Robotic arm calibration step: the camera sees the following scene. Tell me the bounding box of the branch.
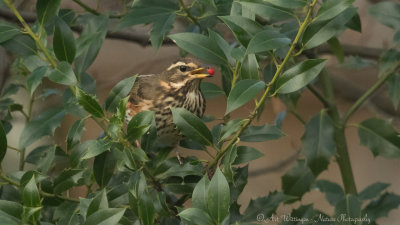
[207,0,319,169]
[315,43,383,59]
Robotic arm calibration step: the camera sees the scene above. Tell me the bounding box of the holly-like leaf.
[358,118,400,158]
[302,111,336,176]
[0,21,20,43]
[66,119,86,151]
[36,0,61,26]
[327,37,344,63]
[334,194,361,223]
[226,79,265,114]
[86,190,108,218]
[239,1,293,23]
[179,208,213,225]
[105,76,137,112]
[54,169,84,194]
[127,111,155,142]
[312,180,345,206]
[138,194,155,225]
[19,108,66,149]
[192,175,210,212]
[387,73,400,110]
[282,160,315,200]
[171,108,213,146]
[0,122,7,163]
[276,59,326,94]
[246,30,290,54]
[240,124,284,142]
[369,2,400,30]
[207,168,230,224]
[26,66,48,96]
[264,0,306,9]
[93,151,116,188]
[315,0,354,22]
[362,192,400,221]
[22,177,40,221]
[0,200,23,223]
[75,88,104,118]
[169,33,227,65]
[2,34,37,56]
[219,15,262,47]
[302,7,357,49]
[359,182,390,201]
[48,61,78,86]
[53,17,76,63]
[200,82,225,99]
[233,146,264,165]
[81,139,111,159]
[84,208,125,225]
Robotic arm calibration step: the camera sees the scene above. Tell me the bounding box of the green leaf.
[362,192,400,221]
[302,7,357,49]
[150,13,176,50]
[0,21,20,43]
[36,0,61,26]
[81,139,111,159]
[240,54,259,80]
[302,111,336,176]
[346,13,362,32]
[219,15,262,47]
[282,160,315,200]
[246,30,290,54]
[66,119,86,151]
[312,180,345,206]
[192,175,210,212]
[26,66,48,96]
[207,168,230,224]
[75,88,104,118]
[276,59,326,94]
[327,37,344,63]
[359,182,390,201]
[129,171,147,199]
[19,107,66,149]
[87,190,108,218]
[171,108,213,146]
[243,191,294,222]
[54,169,84,194]
[179,208,213,225]
[264,0,307,9]
[84,208,125,225]
[238,1,294,22]
[233,146,264,164]
[0,122,7,163]
[2,34,37,56]
[105,76,137,112]
[379,49,400,76]
[334,194,361,224]
[138,194,155,225]
[219,119,245,142]
[387,73,400,110]
[168,33,227,65]
[226,79,265,114]
[340,56,375,70]
[358,118,400,158]
[23,177,40,208]
[0,200,23,223]
[200,82,225,99]
[240,124,284,142]
[369,2,400,30]
[127,111,155,142]
[53,17,76,63]
[94,151,116,188]
[315,0,354,22]
[48,61,78,86]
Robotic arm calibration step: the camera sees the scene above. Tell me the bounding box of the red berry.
[207,68,215,76]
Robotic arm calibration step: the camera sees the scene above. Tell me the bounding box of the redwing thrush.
[126,58,213,147]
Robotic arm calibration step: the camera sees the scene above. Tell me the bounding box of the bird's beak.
[189,67,211,79]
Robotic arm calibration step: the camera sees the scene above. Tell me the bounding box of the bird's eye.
[179,65,187,72]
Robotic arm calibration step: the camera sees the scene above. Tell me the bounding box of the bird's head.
[162,58,214,89]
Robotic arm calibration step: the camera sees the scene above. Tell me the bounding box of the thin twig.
[178,0,202,29]
[72,0,123,19]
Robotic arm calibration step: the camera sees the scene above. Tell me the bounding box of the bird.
[125,58,214,157]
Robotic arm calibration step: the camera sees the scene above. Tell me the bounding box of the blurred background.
[1,0,399,224]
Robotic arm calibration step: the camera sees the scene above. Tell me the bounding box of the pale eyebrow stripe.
[167,62,186,71]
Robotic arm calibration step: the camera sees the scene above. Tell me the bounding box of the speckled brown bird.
[126,58,213,147]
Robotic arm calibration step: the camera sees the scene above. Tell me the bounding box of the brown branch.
[314,43,383,59]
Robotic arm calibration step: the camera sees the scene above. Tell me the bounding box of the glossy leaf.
[219,119,245,142]
[138,194,155,225]
[226,79,265,114]
[81,139,111,159]
[86,190,108,218]
[315,0,354,22]
[312,180,345,206]
[238,1,293,22]
[334,194,361,223]
[84,208,125,225]
[2,34,37,56]
[264,0,306,9]
[369,2,400,30]
[171,108,213,146]
[0,200,23,223]
[48,61,78,86]
[19,108,66,149]
[246,30,290,54]
[54,169,84,194]
[282,160,315,199]
[240,54,259,80]
[0,21,20,43]
[327,37,344,63]
[36,0,61,26]
[23,177,40,208]
[240,124,284,142]
[200,82,225,99]
[302,111,336,176]
[169,33,227,65]
[276,59,326,94]
[105,76,137,112]
[0,122,6,163]
[94,151,116,188]
[302,7,357,49]
[358,118,400,158]
[192,175,210,212]
[53,17,76,63]
[179,208,213,225]
[66,119,85,151]
[362,192,400,221]
[219,15,262,47]
[150,13,176,50]
[75,88,104,118]
[26,66,48,96]
[387,73,400,110]
[359,182,390,201]
[233,146,264,165]
[127,111,155,142]
[207,168,230,224]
